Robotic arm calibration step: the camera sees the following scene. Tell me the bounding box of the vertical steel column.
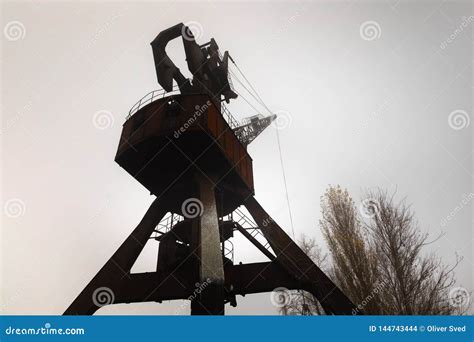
[191,175,225,315]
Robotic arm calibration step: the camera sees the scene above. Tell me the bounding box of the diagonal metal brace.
[63,198,168,315]
[244,196,361,315]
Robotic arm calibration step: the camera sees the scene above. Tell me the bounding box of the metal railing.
[127,85,181,119]
[223,240,234,262]
[151,212,234,262]
[221,103,240,130]
[225,207,273,253]
[150,208,271,264]
[151,212,184,240]
[126,87,241,131]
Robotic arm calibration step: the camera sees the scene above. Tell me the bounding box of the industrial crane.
[64,22,358,316]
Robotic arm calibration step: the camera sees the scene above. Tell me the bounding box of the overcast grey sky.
[1,0,472,315]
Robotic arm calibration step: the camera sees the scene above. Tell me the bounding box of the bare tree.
[281,186,468,315]
[362,189,464,314]
[320,186,381,314]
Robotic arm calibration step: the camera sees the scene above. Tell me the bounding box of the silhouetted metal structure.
[64,23,359,316]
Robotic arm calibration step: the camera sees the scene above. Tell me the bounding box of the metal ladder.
[226,207,273,253]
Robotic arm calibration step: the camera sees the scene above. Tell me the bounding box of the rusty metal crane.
[64,23,359,316]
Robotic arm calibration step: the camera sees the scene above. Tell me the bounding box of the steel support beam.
[97,262,300,306]
[64,198,168,315]
[64,195,359,315]
[115,272,192,304]
[226,262,300,295]
[244,196,360,315]
[234,223,276,261]
[190,175,225,315]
